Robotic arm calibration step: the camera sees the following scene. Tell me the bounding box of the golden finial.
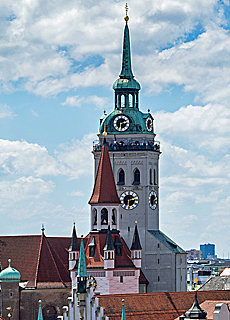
[103,122,107,137]
[135,221,137,224]
[124,3,129,22]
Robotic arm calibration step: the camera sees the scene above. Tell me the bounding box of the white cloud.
[61,95,109,109]
[31,109,39,117]
[0,104,16,118]
[0,176,55,202]
[0,133,95,179]
[68,190,84,196]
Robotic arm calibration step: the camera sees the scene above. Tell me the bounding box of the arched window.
[43,305,57,320]
[121,94,125,108]
[154,169,157,185]
[101,208,108,225]
[133,168,140,185]
[112,208,117,225]
[118,169,125,185]
[150,168,152,185]
[93,209,97,225]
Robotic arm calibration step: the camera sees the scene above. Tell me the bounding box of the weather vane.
[124,3,129,22]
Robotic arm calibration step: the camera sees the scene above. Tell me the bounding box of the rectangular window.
[9,292,13,298]
[120,276,123,283]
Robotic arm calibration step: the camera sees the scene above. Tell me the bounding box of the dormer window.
[114,236,123,256]
[88,237,95,258]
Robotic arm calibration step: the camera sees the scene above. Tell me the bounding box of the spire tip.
[124,3,129,23]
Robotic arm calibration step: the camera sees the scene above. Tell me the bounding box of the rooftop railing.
[93,140,160,152]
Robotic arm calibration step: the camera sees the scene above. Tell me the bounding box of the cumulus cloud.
[0,0,229,101]
[0,133,95,179]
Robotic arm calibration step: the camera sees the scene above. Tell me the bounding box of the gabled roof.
[89,145,120,205]
[131,224,142,250]
[98,290,230,320]
[82,232,135,269]
[199,276,230,291]
[0,235,71,288]
[148,230,186,254]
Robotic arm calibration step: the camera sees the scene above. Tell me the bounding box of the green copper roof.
[121,299,127,320]
[120,23,133,79]
[77,239,87,277]
[37,300,43,320]
[148,230,186,254]
[0,259,21,282]
[113,20,140,91]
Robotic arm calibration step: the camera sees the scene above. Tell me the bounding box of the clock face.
[113,115,130,132]
[87,275,97,291]
[146,117,153,132]
[120,191,139,210]
[149,190,157,210]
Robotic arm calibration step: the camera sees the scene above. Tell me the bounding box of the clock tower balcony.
[93,139,160,153]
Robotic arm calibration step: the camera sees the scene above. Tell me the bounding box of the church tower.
[93,6,187,292]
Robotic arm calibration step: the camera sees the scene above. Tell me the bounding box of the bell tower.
[93,6,160,274]
[92,6,187,293]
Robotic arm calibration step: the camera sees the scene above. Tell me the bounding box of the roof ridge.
[34,234,44,287]
[42,236,65,285]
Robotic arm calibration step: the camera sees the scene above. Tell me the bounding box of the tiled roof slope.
[148,230,186,254]
[89,145,120,205]
[199,276,230,291]
[0,235,71,288]
[98,290,230,320]
[83,232,135,269]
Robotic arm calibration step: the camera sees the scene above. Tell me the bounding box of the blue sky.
[0,0,230,258]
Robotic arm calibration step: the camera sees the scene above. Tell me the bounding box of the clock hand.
[127,197,135,208]
[119,121,127,130]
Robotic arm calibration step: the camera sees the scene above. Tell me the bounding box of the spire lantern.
[113,7,141,110]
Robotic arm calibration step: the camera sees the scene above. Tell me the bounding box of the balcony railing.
[93,141,160,152]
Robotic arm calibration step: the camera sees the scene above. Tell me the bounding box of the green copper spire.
[120,6,134,80]
[37,300,43,320]
[121,299,127,320]
[77,238,87,277]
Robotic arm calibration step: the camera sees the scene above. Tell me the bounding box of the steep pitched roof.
[69,223,78,251]
[184,291,207,319]
[131,223,142,250]
[77,239,87,277]
[104,226,115,251]
[0,235,71,288]
[89,145,120,205]
[98,290,230,320]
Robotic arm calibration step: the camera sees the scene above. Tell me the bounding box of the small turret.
[37,300,43,320]
[130,222,142,268]
[77,238,87,294]
[181,291,207,320]
[104,224,115,269]
[69,223,79,270]
[121,299,127,320]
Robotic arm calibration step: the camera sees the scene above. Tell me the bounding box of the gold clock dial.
[87,275,97,291]
[113,115,130,132]
[146,117,153,132]
[120,191,139,210]
[149,190,157,210]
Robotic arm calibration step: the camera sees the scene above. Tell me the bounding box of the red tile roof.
[73,233,136,270]
[0,235,71,288]
[89,145,120,205]
[98,290,230,320]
